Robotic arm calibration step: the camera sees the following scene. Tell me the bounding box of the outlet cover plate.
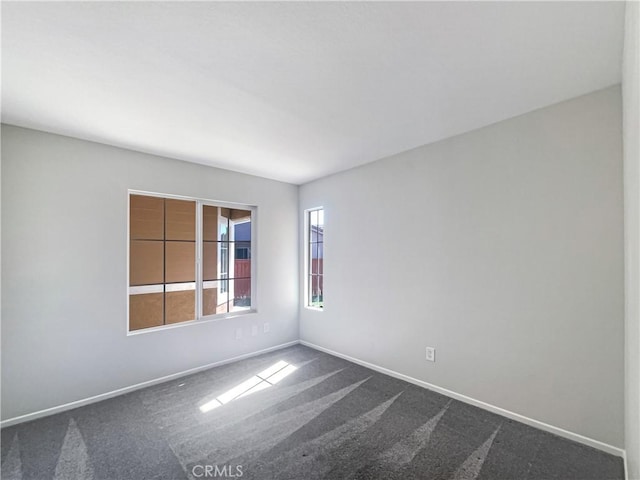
[426,347,436,362]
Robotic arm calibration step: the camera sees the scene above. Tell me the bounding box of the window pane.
[311,275,319,297]
[130,240,164,286]
[230,278,251,312]
[216,289,229,314]
[129,292,164,330]
[202,205,218,241]
[220,276,229,295]
[219,217,229,243]
[165,289,195,324]
[165,241,195,283]
[130,195,164,240]
[312,243,322,275]
[202,280,218,316]
[230,209,252,221]
[202,279,229,315]
[203,241,217,281]
[219,241,229,288]
[165,199,196,241]
[233,240,251,259]
[309,275,323,308]
[234,220,251,242]
[233,245,252,275]
[235,246,249,260]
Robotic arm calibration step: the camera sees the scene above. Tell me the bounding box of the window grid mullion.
[196,200,203,320]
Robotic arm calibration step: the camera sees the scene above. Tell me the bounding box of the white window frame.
[218,212,230,300]
[304,206,324,311]
[127,190,257,335]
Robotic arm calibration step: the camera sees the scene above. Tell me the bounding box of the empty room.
[1,1,639,479]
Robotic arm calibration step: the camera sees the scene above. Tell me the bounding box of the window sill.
[127,309,257,336]
[305,306,324,312]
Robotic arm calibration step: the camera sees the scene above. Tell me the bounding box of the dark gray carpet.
[1,345,624,480]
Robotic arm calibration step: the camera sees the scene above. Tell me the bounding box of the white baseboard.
[300,340,626,458]
[2,338,628,463]
[0,340,299,428]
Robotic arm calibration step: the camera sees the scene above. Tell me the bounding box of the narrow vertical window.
[307,208,324,309]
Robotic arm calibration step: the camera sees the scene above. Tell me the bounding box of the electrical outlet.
[251,325,258,336]
[263,322,270,333]
[426,346,436,362]
[235,328,242,340]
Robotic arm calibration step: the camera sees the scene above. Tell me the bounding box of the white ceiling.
[2,2,624,184]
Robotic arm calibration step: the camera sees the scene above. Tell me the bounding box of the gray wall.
[1,125,299,421]
[299,86,624,447]
[624,1,640,476]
